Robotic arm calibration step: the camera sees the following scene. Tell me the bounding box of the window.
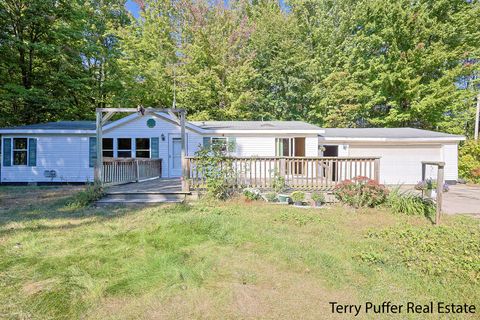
[13,138,28,165]
[211,137,227,152]
[117,138,132,158]
[275,138,305,157]
[103,138,113,157]
[135,138,150,158]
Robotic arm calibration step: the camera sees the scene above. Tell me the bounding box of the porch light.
[161,134,165,141]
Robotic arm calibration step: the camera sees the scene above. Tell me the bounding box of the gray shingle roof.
[190,121,322,131]
[320,128,464,139]
[2,121,96,130]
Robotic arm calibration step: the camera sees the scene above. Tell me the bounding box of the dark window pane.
[13,151,27,165]
[103,151,114,157]
[117,151,131,158]
[136,150,150,158]
[103,138,113,149]
[14,138,27,149]
[118,138,131,150]
[136,138,150,150]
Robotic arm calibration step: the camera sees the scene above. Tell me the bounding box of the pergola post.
[95,110,103,184]
[421,161,445,225]
[180,110,189,192]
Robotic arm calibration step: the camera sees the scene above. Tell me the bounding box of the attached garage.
[319,128,464,185]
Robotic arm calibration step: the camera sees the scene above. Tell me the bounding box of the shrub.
[333,176,388,208]
[459,140,480,184]
[271,171,286,192]
[311,192,326,204]
[67,182,104,208]
[385,189,435,218]
[291,191,305,203]
[264,192,277,202]
[243,188,261,201]
[194,142,238,200]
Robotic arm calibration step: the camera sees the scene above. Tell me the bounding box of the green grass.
[0,186,479,319]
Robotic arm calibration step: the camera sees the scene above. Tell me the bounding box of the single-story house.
[0,111,465,185]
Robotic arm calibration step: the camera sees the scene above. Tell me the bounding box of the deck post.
[374,158,380,182]
[95,110,103,184]
[180,110,188,192]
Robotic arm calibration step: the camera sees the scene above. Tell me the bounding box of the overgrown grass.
[0,187,479,319]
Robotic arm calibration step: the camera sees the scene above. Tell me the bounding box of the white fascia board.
[319,136,466,143]
[206,129,325,134]
[0,129,94,134]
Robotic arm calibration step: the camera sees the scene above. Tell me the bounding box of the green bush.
[333,176,388,208]
[291,191,305,203]
[459,140,480,184]
[386,189,435,219]
[67,182,104,208]
[311,192,326,204]
[264,192,277,202]
[271,171,286,192]
[243,188,261,201]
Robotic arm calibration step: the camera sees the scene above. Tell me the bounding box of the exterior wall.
[233,135,318,157]
[1,135,93,183]
[103,115,203,178]
[347,143,443,184]
[442,143,459,182]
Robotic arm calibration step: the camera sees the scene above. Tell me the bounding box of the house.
[0,111,465,186]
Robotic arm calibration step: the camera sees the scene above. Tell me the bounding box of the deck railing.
[102,158,162,186]
[185,156,380,191]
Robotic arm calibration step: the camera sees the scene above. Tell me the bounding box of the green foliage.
[367,221,480,282]
[459,140,480,183]
[334,177,388,208]
[290,191,305,203]
[194,143,238,200]
[271,170,286,193]
[264,192,277,202]
[242,188,261,201]
[67,182,104,208]
[311,192,326,205]
[385,189,435,218]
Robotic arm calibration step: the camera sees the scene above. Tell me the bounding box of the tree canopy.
[0,0,478,136]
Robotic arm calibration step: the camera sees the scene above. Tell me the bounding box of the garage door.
[348,145,442,185]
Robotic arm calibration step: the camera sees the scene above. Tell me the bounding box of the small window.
[136,138,150,158]
[211,137,227,152]
[117,138,132,158]
[103,138,113,157]
[13,138,28,165]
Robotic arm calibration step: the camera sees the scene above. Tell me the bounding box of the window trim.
[12,137,28,166]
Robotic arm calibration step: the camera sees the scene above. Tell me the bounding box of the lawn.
[0,186,479,319]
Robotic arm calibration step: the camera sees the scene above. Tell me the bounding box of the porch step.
[96,192,197,205]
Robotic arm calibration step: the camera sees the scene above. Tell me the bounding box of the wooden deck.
[105,178,182,193]
[97,178,193,205]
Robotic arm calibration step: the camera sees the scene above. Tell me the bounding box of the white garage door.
[348,145,442,185]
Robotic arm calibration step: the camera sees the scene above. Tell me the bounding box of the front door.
[169,137,182,177]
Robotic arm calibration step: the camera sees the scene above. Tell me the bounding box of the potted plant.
[291,191,305,206]
[415,179,449,199]
[311,192,326,207]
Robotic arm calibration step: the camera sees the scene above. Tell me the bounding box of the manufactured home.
[0,111,465,187]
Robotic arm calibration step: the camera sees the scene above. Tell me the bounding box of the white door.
[169,137,182,177]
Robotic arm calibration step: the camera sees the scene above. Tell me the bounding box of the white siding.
[103,115,203,178]
[1,135,93,183]
[348,144,442,184]
[442,143,458,181]
[233,135,317,157]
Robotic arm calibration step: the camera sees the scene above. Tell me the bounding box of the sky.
[124,0,288,19]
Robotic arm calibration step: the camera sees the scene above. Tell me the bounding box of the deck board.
[105,178,183,194]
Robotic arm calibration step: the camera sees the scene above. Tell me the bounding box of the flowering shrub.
[333,176,388,208]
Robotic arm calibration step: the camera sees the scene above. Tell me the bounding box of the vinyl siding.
[1,135,93,183]
[348,144,443,184]
[442,143,458,181]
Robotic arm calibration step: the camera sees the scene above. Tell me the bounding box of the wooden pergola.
[94,107,188,191]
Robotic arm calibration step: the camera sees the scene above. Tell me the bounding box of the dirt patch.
[22,279,57,296]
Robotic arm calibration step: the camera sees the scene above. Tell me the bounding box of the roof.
[2,121,96,131]
[320,128,465,141]
[190,121,323,132]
